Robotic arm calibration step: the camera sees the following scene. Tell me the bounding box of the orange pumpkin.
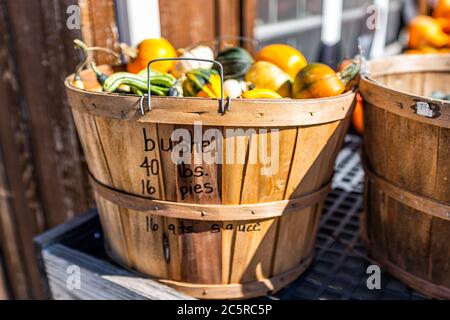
[256,44,308,78]
[292,62,359,99]
[408,15,450,49]
[352,93,364,134]
[127,38,177,74]
[436,17,450,33]
[433,0,450,19]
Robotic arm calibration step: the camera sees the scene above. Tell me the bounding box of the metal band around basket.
[88,174,331,221]
[359,213,450,299]
[362,154,450,221]
[158,254,314,299]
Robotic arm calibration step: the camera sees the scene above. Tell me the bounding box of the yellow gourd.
[244,61,292,97]
[241,88,282,99]
[256,44,307,78]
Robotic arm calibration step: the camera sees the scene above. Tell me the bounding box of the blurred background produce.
[405,0,450,53]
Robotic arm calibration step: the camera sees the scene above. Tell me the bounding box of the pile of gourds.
[405,0,450,54]
[72,37,360,100]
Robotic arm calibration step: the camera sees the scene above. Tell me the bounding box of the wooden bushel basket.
[360,54,450,299]
[65,65,354,299]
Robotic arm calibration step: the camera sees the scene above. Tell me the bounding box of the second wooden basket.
[360,54,450,299]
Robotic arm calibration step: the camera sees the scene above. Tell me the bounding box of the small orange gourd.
[433,0,450,19]
[127,38,177,74]
[352,93,364,134]
[292,62,359,99]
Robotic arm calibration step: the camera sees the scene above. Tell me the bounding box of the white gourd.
[172,46,214,78]
[224,79,250,98]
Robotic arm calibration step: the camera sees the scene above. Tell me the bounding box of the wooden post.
[0,255,9,299]
[79,0,120,64]
[0,0,46,299]
[159,0,216,48]
[0,0,119,299]
[241,0,257,52]
[158,0,248,49]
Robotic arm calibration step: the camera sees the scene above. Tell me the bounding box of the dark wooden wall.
[0,0,119,299]
[0,0,254,299]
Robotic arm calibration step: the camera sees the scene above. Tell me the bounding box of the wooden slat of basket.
[361,213,450,299]
[170,124,223,284]
[428,218,450,289]
[156,123,183,281]
[158,253,314,299]
[435,128,450,202]
[364,166,450,221]
[71,111,113,185]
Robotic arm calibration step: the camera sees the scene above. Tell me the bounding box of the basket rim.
[65,68,356,127]
[64,72,355,105]
[360,54,450,129]
[363,53,450,78]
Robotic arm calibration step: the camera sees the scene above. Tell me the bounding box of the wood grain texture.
[159,0,216,49]
[0,146,30,299]
[0,0,120,299]
[172,125,223,285]
[6,0,93,226]
[361,55,450,299]
[241,0,257,52]
[362,185,450,299]
[361,213,450,299]
[0,0,48,299]
[216,0,241,49]
[79,0,119,65]
[159,0,243,50]
[0,254,9,299]
[43,244,192,300]
[72,99,351,298]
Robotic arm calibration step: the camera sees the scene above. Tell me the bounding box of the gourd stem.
[73,39,121,75]
[90,62,108,85]
[337,58,361,86]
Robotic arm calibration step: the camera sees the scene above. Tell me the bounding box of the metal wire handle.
[140,57,229,115]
